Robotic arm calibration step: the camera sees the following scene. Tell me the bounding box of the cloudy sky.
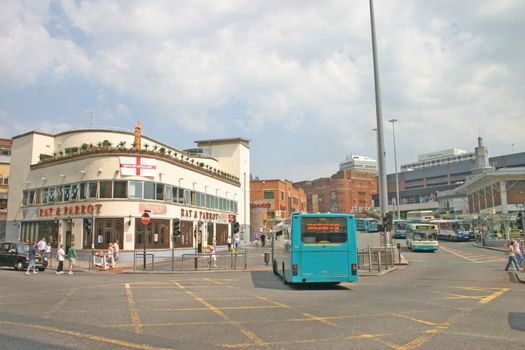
[1,0,523,181]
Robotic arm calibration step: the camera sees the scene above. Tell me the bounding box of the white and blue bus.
[432,219,473,241]
[405,223,439,252]
[392,220,408,239]
[272,213,358,284]
[406,210,434,222]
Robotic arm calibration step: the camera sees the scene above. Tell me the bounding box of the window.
[42,188,49,204]
[87,182,98,198]
[156,183,164,200]
[264,191,274,199]
[99,181,113,198]
[35,189,41,204]
[63,185,71,201]
[79,183,86,200]
[129,181,143,199]
[165,185,173,202]
[56,187,63,202]
[48,187,56,203]
[113,181,127,198]
[70,184,79,201]
[144,182,155,200]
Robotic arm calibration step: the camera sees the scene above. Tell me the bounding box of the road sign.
[141,211,151,225]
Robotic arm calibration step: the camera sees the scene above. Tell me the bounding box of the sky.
[1,0,524,182]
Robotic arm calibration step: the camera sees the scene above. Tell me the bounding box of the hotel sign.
[180,208,229,223]
[22,204,103,219]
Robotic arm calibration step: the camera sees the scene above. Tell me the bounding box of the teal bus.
[406,223,439,252]
[356,217,380,232]
[272,213,358,284]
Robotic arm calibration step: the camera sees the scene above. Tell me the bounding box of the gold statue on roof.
[134,121,142,150]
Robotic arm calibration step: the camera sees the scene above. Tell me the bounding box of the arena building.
[6,123,250,252]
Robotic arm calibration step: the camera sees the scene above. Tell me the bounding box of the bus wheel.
[282,263,288,284]
[448,235,451,241]
[272,260,278,275]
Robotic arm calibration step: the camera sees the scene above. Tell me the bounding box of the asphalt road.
[0,242,524,350]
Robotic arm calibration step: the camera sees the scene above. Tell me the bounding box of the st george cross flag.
[119,157,156,177]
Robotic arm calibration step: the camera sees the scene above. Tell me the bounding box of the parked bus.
[356,217,380,232]
[406,210,434,222]
[432,219,473,242]
[272,213,358,284]
[405,223,439,252]
[392,220,408,239]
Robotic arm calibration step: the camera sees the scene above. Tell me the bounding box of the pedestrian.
[234,234,240,250]
[45,242,52,267]
[67,245,77,275]
[227,236,232,252]
[515,240,523,270]
[112,240,120,264]
[504,241,521,272]
[37,237,47,257]
[210,241,217,268]
[255,233,260,247]
[261,233,266,247]
[56,244,65,274]
[107,243,114,265]
[25,242,38,275]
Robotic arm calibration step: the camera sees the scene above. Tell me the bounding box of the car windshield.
[17,244,29,254]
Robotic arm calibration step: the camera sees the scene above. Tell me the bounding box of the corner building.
[7,126,250,252]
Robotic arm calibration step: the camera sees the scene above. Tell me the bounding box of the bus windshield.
[413,230,437,241]
[301,217,347,243]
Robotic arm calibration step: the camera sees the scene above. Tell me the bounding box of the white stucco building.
[6,125,250,252]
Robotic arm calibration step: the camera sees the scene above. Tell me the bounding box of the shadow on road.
[508,312,525,331]
[250,270,351,291]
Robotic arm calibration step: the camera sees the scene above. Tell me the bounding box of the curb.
[472,243,507,252]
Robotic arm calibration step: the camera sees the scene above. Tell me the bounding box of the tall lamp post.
[388,119,401,221]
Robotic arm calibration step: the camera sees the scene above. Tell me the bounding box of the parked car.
[0,242,47,271]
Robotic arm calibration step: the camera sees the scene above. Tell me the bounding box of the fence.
[358,245,400,272]
[133,249,248,271]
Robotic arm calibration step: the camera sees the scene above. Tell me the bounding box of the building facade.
[339,155,377,174]
[7,126,250,252]
[250,179,306,233]
[296,170,377,214]
[0,138,11,241]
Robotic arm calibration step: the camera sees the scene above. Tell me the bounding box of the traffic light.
[518,212,524,230]
[172,218,181,238]
[232,221,240,234]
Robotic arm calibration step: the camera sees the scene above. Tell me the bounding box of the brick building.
[0,138,11,241]
[295,170,377,214]
[250,179,307,233]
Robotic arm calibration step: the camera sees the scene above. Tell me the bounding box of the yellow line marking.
[44,288,78,320]
[392,313,441,327]
[437,292,485,301]
[479,288,510,304]
[221,333,391,348]
[159,305,283,311]
[125,283,144,335]
[172,281,267,346]
[0,320,173,350]
[395,310,470,350]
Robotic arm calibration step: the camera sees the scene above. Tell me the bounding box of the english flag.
[119,157,156,177]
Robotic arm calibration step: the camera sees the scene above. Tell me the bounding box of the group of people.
[226,235,240,252]
[106,240,120,265]
[25,237,77,275]
[505,239,524,272]
[254,233,267,247]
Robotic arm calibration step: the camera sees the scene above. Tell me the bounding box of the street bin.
[264,252,270,265]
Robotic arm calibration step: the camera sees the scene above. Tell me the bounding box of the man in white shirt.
[112,240,120,264]
[37,237,47,257]
[56,244,65,274]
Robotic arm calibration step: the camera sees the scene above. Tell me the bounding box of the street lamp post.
[389,119,401,221]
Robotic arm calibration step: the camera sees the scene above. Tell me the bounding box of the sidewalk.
[473,242,525,283]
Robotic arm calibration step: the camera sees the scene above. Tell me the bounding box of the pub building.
[6,122,250,252]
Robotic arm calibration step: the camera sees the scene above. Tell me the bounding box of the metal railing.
[358,245,399,272]
[132,249,247,271]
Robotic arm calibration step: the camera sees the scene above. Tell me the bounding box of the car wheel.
[14,261,24,271]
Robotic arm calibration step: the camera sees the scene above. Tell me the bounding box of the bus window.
[301,217,347,243]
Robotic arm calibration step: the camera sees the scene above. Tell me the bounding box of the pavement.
[473,242,525,283]
[44,244,405,277]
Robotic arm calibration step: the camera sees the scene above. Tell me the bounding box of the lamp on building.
[178,178,184,188]
[60,174,65,178]
[193,182,197,190]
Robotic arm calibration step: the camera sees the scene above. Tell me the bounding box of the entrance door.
[65,231,72,251]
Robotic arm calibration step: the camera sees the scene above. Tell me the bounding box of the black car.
[0,242,47,271]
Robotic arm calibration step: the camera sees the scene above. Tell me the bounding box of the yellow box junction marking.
[172,281,267,347]
[125,283,144,335]
[44,287,78,320]
[0,320,173,350]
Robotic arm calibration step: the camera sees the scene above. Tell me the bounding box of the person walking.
[227,236,232,252]
[504,241,521,272]
[515,240,523,271]
[37,237,47,257]
[261,233,266,247]
[112,240,120,264]
[56,244,65,274]
[67,245,77,275]
[234,234,240,251]
[25,242,38,275]
[210,241,217,268]
[45,242,52,267]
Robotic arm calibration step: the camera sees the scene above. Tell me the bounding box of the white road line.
[439,245,479,263]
